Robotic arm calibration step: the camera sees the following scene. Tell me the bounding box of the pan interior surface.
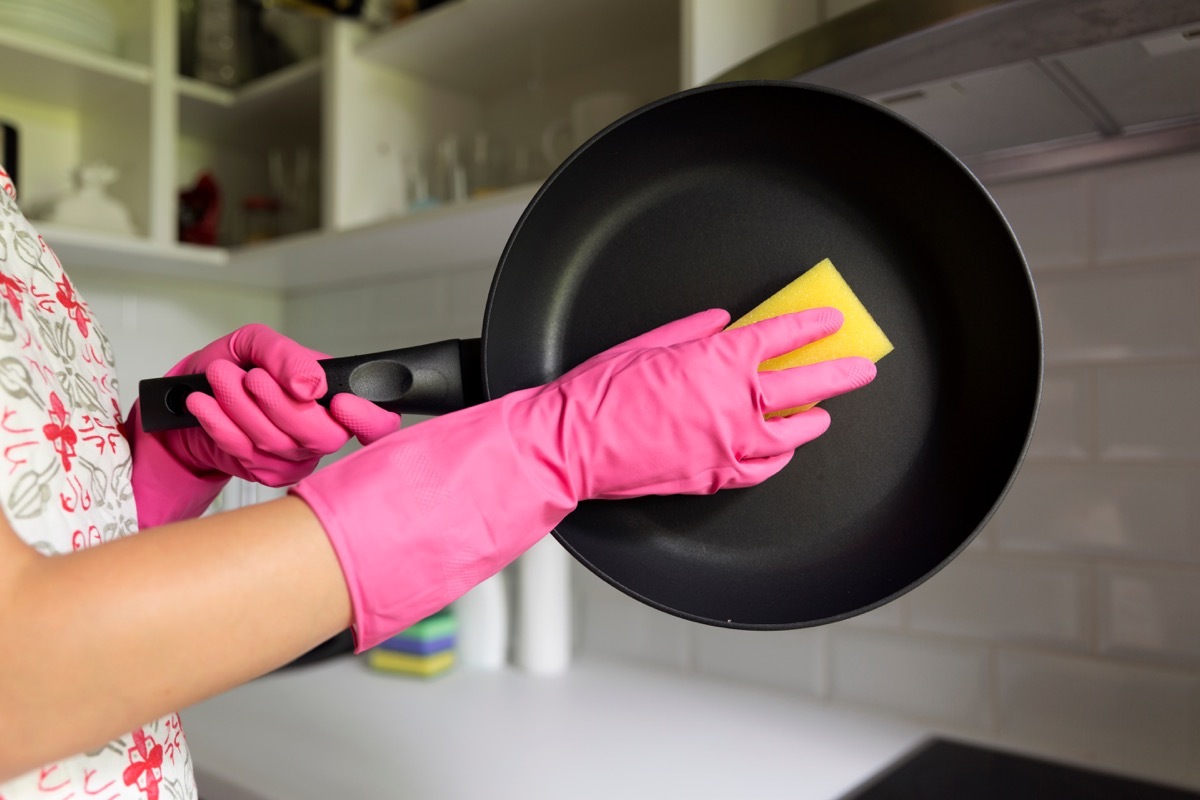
[484,83,1040,628]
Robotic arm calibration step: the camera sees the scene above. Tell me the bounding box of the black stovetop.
[841,739,1200,800]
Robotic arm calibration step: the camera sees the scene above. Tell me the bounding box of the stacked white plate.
[0,0,118,56]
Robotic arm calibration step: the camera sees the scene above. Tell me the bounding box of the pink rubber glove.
[129,323,401,529]
[292,307,877,650]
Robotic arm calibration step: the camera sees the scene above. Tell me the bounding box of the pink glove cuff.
[291,392,572,652]
[127,401,229,529]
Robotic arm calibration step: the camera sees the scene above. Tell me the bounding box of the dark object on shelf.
[0,122,16,192]
[179,172,222,246]
[843,739,1200,799]
[194,0,240,86]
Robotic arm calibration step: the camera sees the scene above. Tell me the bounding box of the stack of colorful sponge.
[365,609,457,679]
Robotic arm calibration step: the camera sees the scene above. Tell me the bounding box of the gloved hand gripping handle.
[138,338,483,433]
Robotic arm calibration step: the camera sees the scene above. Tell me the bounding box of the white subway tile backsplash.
[288,275,462,355]
[284,292,323,341]
[1098,565,1200,662]
[1095,151,1200,262]
[447,266,496,325]
[995,650,1200,776]
[441,315,487,341]
[693,626,825,698]
[286,287,372,351]
[367,274,449,337]
[1027,368,1091,460]
[830,631,990,728]
[1036,264,1200,364]
[575,567,692,670]
[579,594,693,670]
[908,556,1088,646]
[1097,364,1200,460]
[995,464,1197,560]
[838,596,907,630]
[988,173,1089,270]
[74,273,283,410]
[970,519,998,553]
[75,286,126,335]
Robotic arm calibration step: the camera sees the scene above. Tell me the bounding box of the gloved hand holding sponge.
[292,293,882,650]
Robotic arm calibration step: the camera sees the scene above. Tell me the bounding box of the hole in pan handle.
[136,338,484,433]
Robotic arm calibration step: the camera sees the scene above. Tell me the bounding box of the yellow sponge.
[727,258,893,414]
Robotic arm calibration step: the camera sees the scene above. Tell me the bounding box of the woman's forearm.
[0,496,351,781]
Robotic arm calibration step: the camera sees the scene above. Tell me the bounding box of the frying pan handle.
[137,338,484,433]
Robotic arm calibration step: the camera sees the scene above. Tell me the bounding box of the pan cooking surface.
[483,82,1041,628]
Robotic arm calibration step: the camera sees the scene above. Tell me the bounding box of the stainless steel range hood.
[712,0,1200,182]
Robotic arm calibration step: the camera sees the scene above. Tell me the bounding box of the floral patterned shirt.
[0,166,197,800]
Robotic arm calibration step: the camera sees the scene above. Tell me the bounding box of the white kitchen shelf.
[177,59,322,109]
[42,181,539,290]
[357,0,678,95]
[37,222,250,284]
[176,76,235,108]
[0,23,151,106]
[234,181,537,290]
[178,59,323,147]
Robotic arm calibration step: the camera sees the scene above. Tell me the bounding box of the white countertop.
[181,657,928,800]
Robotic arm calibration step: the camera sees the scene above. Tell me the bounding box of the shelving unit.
[324,0,680,232]
[5,0,551,293]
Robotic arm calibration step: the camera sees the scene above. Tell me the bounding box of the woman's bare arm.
[0,496,351,781]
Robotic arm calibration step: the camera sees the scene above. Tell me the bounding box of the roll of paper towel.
[516,536,571,675]
[455,570,509,671]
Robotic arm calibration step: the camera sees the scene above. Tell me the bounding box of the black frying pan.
[142,81,1041,631]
